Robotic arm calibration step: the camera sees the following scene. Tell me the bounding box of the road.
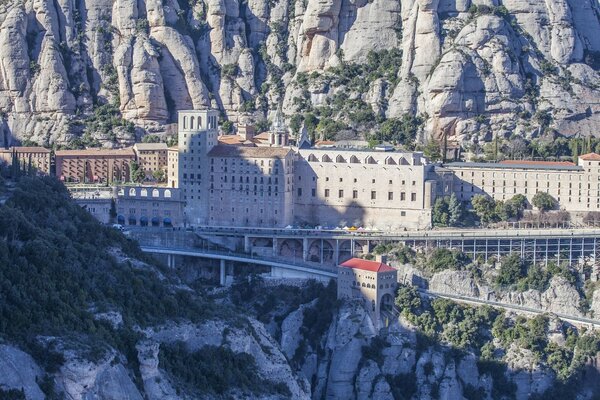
[421,290,600,328]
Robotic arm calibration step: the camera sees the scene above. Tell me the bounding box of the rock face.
[0,0,598,146]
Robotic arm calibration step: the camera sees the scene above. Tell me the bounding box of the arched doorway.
[128,216,137,226]
[151,217,160,227]
[140,216,148,227]
[117,215,125,225]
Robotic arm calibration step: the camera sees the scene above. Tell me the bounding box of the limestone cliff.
[0,0,598,146]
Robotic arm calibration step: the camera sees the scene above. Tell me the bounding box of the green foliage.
[220,120,234,134]
[0,388,25,400]
[495,254,525,287]
[427,248,469,272]
[476,360,516,398]
[433,194,464,227]
[141,134,161,143]
[395,285,422,315]
[0,176,214,371]
[471,195,497,224]
[129,161,146,183]
[74,103,135,147]
[159,341,290,397]
[375,114,424,147]
[532,191,556,211]
[423,136,442,162]
[220,64,239,78]
[361,336,390,367]
[386,373,417,400]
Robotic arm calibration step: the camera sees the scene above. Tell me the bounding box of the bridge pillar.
[244,236,251,253]
[220,259,226,286]
[303,238,309,261]
[334,240,339,266]
[167,254,176,269]
[273,238,278,257]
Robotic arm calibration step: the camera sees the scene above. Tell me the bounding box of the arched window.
[361,282,366,287]
[190,116,195,129]
[336,155,346,163]
[379,284,383,289]
[129,188,136,196]
[183,116,188,130]
[385,157,397,165]
[350,155,360,164]
[117,188,124,196]
[164,189,172,198]
[308,154,318,162]
[198,116,202,129]
[322,154,332,162]
[140,189,148,197]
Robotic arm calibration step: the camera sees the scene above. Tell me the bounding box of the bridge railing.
[129,230,337,273]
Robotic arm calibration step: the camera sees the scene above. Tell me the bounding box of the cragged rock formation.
[0,0,598,146]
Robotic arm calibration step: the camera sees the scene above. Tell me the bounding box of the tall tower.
[269,106,288,147]
[178,109,219,225]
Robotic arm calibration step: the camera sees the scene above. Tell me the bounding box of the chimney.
[375,254,387,264]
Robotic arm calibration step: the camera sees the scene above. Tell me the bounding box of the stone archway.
[279,239,303,259]
[380,293,394,314]
[307,239,334,263]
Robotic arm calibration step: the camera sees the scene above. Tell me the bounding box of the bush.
[495,254,526,287]
[532,192,556,211]
[159,341,290,396]
[428,248,469,272]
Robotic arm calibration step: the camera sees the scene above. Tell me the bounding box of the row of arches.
[117,215,173,227]
[119,188,173,198]
[354,281,393,289]
[305,154,414,166]
[182,115,203,130]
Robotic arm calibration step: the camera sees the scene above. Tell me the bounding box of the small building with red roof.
[338,255,397,327]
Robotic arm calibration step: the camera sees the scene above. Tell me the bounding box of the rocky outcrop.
[0,345,45,400]
[0,0,597,146]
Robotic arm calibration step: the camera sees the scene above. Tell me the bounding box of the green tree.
[507,194,527,218]
[448,194,463,226]
[152,169,166,183]
[129,161,145,183]
[432,197,450,226]
[496,254,526,287]
[471,195,497,223]
[532,192,556,211]
[423,136,442,162]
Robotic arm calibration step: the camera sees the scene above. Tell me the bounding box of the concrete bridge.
[192,226,600,267]
[132,231,337,284]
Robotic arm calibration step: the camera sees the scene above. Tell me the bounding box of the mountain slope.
[0,0,598,146]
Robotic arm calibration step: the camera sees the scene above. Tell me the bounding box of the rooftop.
[0,146,50,153]
[444,161,582,171]
[208,145,292,159]
[499,160,575,167]
[340,258,395,273]
[56,148,136,157]
[133,142,168,151]
[580,153,600,161]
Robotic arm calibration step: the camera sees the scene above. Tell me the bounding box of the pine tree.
[448,193,462,226]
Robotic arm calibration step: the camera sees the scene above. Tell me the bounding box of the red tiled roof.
[499,160,575,167]
[580,153,600,161]
[340,258,395,273]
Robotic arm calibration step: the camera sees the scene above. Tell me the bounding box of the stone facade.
[442,155,600,212]
[55,148,136,184]
[294,149,435,230]
[337,256,397,329]
[167,147,178,189]
[116,186,184,227]
[133,143,168,179]
[0,147,51,174]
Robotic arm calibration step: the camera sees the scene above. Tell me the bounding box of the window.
[401,192,406,201]
[371,191,376,200]
[401,211,406,216]
[388,192,394,200]
[411,193,417,201]
[297,188,302,197]
[312,188,316,197]
[339,190,344,198]
[325,189,330,197]
[353,190,358,199]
